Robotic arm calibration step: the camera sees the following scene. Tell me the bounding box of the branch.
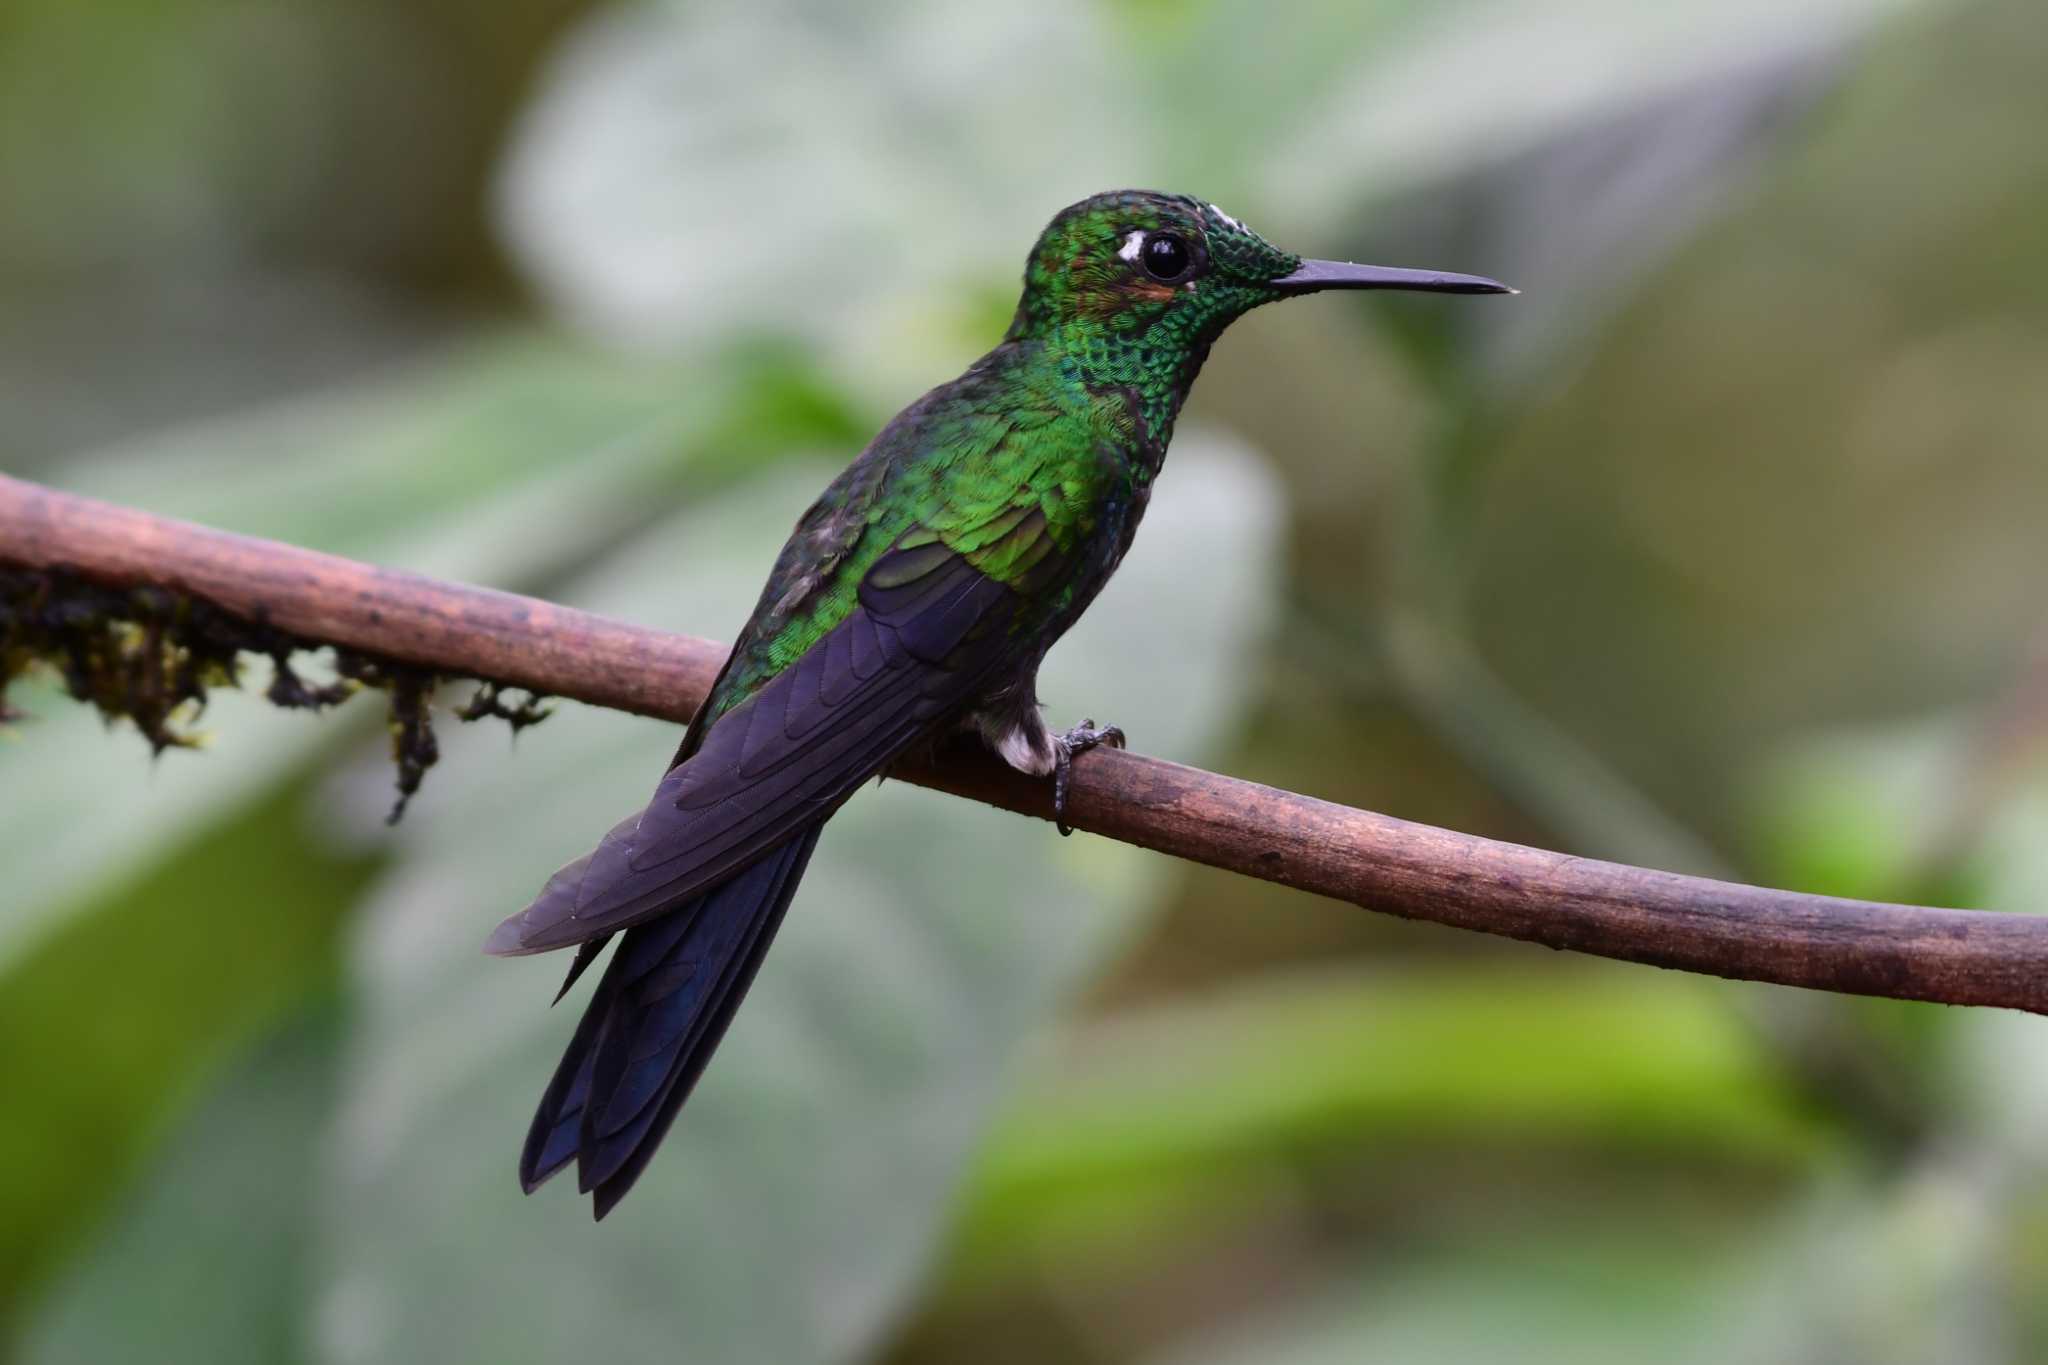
[5,471,2045,1014]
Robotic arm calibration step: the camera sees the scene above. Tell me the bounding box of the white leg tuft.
[988,712,1056,777]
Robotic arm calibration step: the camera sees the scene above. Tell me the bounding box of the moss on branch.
[0,565,550,822]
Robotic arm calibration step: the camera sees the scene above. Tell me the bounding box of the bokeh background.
[5,0,2048,1360]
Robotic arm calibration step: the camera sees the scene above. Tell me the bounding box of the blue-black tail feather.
[517,825,823,1217]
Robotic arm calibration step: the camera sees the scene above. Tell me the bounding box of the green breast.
[692,346,1128,736]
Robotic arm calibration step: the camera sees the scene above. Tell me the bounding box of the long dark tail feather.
[551,936,609,1006]
[517,824,824,1217]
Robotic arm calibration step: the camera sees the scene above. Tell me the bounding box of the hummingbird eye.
[1140,232,1193,283]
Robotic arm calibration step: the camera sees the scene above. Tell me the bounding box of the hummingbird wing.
[489,421,1075,956]
[488,544,1020,953]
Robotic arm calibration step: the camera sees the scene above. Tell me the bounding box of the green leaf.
[945,962,1832,1292]
[0,773,376,1317]
[20,1007,342,1365]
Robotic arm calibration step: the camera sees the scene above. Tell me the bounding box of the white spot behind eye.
[1118,230,1145,262]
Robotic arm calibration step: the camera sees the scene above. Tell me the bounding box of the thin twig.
[4,471,2045,1013]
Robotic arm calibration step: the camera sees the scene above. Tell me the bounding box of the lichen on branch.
[0,565,550,822]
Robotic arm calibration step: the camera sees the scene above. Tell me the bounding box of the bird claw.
[1052,718,1125,836]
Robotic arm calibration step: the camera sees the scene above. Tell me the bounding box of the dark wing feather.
[486,543,1021,956]
[517,825,823,1217]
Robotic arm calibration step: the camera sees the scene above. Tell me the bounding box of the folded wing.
[487,540,1023,955]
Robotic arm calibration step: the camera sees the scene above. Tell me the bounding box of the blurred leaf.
[946,962,1831,1293]
[1248,0,1928,222]
[20,1007,341,1365]
[498,0,1135,392]
[0,772,376,1311]
[1140,1161,2018,1365]
[1148,1233,1775,1365]
[296,434,1280,1363]
[1746,718,1977,902]
[49,331,701,561]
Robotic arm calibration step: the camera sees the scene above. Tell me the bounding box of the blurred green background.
[4,0,2048,1360]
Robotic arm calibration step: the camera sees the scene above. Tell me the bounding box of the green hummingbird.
[487,189,1509,1217]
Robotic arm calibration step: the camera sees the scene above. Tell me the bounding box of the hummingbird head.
[1003,192,1509,452]
[1004,190,1510,357]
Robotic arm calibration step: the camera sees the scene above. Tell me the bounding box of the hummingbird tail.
[517,823,824,1218]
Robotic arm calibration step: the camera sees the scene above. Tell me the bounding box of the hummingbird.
[486,189,1509,1217]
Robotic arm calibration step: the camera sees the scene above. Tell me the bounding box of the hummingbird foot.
[1052,719,1125,836]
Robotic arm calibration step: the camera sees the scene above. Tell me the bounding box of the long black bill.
[1273,259,1514,296]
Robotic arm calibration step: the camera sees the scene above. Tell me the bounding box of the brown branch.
[5,471,2045,1013]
